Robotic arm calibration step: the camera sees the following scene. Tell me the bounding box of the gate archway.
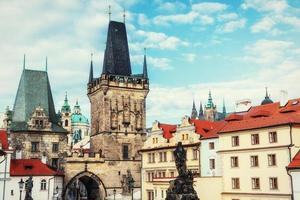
[63,171,107,200]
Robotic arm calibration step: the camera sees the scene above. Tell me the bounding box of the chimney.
[280,90,288,107]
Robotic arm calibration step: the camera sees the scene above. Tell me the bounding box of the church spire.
[198,101,204,120]
[191,99,198,119]
[143,48,148,79]
[61,92,71,113]
[222,98,226,115]
[89,53,94,83]
[206,90,214,108]
[261,87,274,105]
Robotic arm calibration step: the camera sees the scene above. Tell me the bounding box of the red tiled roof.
[287,151,300,169]
[190,119,225,139]
[0,130,9,150]
[220,99,300,133]
[159,123,177,139]
[10,159,63,176]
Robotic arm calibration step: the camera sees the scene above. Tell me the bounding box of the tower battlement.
[88,74,149,95]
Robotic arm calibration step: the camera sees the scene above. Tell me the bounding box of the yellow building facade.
[140,116,224,200]
[219,100,300,200]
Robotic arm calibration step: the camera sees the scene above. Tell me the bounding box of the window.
[147,172,151,182]
[269,131,277,143]
[232,178,240,189]
[152,153,155,163]
[251,134,259,145]
[170,171,175,177]
[209,159,215,169]
[31,142,39,152]
[162,171,166,177]
[148,153,151,163]
[209,142,215,150]
[147,190,154,200]
[231,156,239,167]
[122,145,129,159]
[52,143,59,152]
[171,152,175,161]
[163,152,167,162]
[52,158,58,169]
[65,119,68,127]
[269,177,278,190]
[268,154,276,166]
[159,152,163,162]
[161,190,164,198]
[250,156,259,167]
[40,179,47,190]
[192,149,198,160]
[10,190,13,196]
[232,136,239,147]
[252,178,260,189]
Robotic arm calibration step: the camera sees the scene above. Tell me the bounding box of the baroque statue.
[166,142,199,200]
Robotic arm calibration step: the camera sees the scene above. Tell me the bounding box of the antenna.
[23,54,26,70]
[45,56,48,72]
[123,8,126,23]
[108,5,111,21]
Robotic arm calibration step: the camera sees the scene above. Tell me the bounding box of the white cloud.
[153,11,199,25]
[182,53,196,63]
[241,0,288,13]
[157,1,187,12]
[137,14,150,26]
[242,39,293,64]
[217,13,238,21]
[251,16,276,33]
[199,15,215,25]
[192,2,228,14]
[217,19,246,33]
[131,55,172,70]
[135,30,189,50]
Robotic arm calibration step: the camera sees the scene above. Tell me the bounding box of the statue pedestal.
[166,175,199,200]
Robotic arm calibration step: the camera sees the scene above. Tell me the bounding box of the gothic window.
[122,144,129,160]
[65,119,68,127]
[40,179,47,190]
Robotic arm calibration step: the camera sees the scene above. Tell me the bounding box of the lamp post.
[18,178,24,200]
[131,188,134,200]
[113,188,116,200]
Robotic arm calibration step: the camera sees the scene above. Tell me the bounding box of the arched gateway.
[63,171,106,200]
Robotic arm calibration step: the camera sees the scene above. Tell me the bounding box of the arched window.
[65,119,68,127]
[40,179,47,190]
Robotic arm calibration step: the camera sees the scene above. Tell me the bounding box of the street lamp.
[131,188,134,200]
[18,178,24,200]
[113,188,116,200]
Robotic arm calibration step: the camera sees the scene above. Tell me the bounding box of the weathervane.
[108,5,111,21]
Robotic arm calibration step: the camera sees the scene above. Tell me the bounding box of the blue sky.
[1,0,300,126]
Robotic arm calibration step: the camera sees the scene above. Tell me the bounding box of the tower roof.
[11,69,64,132]
[61,92,71,113]
[102,21,132,76]
[261,87,273,105]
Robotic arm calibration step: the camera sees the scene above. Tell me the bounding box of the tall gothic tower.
[87,20,149,160]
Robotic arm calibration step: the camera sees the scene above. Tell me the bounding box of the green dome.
[71,113,89,124]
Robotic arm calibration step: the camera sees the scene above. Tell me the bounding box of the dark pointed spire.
[198,101,204,120]
[61,91,71,113]
[45,56,48,72]
[191,99,198,119]
[222,98,226,115]
[23,54,26,70]
[102,20,132,76]
[143,48,148,79]
[261,87,273,105]
[89,53,94,83]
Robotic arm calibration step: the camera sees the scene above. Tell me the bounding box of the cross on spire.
[123,8,126,23]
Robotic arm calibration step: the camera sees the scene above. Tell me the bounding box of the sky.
[0,0,300,127]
